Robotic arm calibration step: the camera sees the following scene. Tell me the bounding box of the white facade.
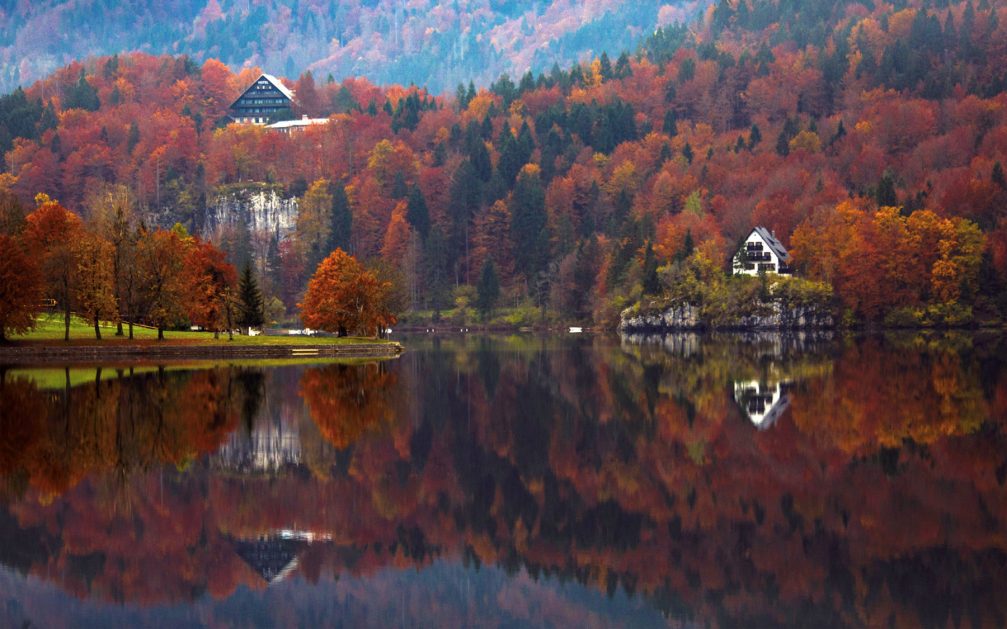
[733,227,791,276]
[733,380,791,429]
[265,115,330,134]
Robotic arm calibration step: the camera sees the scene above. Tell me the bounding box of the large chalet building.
[229,74,295,124]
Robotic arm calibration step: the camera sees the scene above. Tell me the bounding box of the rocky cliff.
[619,300,834,332]
[204,183,298,238]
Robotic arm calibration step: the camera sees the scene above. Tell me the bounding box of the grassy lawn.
[9,314,393,346]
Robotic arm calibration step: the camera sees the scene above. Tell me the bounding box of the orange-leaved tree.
[299,248,395,337]
[23,194,84,341]
[183,238,237,339]
[0,234,44,342]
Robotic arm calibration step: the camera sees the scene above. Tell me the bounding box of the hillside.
[1,0,1006,327]
[0,0,706,95]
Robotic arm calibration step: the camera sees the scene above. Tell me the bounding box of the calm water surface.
[1,332,1006,628]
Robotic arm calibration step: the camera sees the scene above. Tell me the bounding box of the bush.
[770,276,833,309]
[883,303,973,328]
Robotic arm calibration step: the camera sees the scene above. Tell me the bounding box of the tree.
[299,249,395,337]
[0,234,43,342]
[405,185,430,239]
[184,238,236,339]
[0,190,26,236]
[476,260,500,320]
[642,241,660,295]
[73,232,117,339]
[24,195,84,341]
[62,70,100,112]
[87,183,135,336]
[875,171,898,207]
[510,165,549,282]
[135,228,188,340]
[327,181,352,254]
[237,263,265,331]
[993,162,1006,190]
[297,179,333,274]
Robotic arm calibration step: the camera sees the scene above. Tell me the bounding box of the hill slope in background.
[0,0,706,95]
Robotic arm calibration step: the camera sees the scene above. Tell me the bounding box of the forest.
[1,0,1007,329]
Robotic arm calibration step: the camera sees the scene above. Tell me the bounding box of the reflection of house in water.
[734,380,792,429]
[213,419,302,473]
[232,530,332,585]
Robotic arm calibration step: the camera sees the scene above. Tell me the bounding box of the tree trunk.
[94,314,101,340]
[157,326,164,341]
[116,321,124,336]
[128,320,134,340]
[338,325,347,337]
[64,301,70,342]
[214,329,219,340]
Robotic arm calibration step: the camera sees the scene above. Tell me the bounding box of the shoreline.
[0,341,404,363]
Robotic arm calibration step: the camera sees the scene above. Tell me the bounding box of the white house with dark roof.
[733,380,791,430]
[733,226,792,276]
[229,73,296,124]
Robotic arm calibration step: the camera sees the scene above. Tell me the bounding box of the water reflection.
[1,332,1006,627]
[734,380,791,429]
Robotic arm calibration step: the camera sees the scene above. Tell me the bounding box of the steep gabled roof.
[752,226,790,262]
[259,73,295,100]
[228,73,296,109]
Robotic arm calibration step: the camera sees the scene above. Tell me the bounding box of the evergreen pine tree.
[876,171,898,207]
[993,162,1006,189]
[476,260,500,320]
[327,182,352,253]
[406,185,431,239]
[599,52,613,80]
[237,264,265,330]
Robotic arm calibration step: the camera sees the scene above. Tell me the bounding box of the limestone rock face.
[619,301,833,332]
[205,183,298,237]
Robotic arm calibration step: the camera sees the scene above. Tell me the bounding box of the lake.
[1,332,1006,628]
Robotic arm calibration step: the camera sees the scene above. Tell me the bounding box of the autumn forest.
[0,0,1005,332]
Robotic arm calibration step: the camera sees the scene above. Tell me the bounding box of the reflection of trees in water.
[299,362,399,450]
[3,334,1007,626]
[0,366,259,498]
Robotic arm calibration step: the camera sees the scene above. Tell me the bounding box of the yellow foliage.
[788,130,821,153]
[604,161,639,197]
[519,163,541,179]
[0,173,15,194]
[465,92,496,122]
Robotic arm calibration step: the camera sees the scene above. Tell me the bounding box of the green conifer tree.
[238,264,265,330]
